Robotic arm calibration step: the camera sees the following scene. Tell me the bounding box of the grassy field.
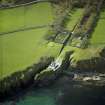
[91,11,105,45]
[67,8,83,30]
[0,28,62,79]
[0,2,54,33]
[0,4,105,79]
[53,7,104,64]
[59,10,105,64]
[0,2,62,79]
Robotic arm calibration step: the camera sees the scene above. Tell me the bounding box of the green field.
[0,2,53,33]
[0,28,62,79]
[67,8,83,30]
[0,2,62,79]
[91,11,105,45]
[0,3,105,79]
[61,10,105,64]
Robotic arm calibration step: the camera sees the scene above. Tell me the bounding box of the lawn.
[0,28,62,79]
[0,2,54,33]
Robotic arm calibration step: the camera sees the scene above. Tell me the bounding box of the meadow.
[0,2,105,79]
[0,27,62,79]
[0,2,53,33]
[91,11,105,45]
[67,8,83,30]
[0,2,62,79]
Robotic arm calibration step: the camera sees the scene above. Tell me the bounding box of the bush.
[0,56,53,99]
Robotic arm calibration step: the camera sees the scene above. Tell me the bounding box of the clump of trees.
[0,0,36,6]
[45,0,74,41]
[53,0,88,8]
[0,0,15,6]
[0,56,53,99]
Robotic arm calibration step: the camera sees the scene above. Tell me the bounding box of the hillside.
[0,0,105,99]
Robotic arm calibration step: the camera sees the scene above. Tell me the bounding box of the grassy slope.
[57,8,85,61]
[70,11,105,63]
[0,2,53,33]
[59,10,105,64]
[67,8,83,30]
[0,3,62,79]
[0,28,62,79]
[0,5,105,78]
[91,11,105,45]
